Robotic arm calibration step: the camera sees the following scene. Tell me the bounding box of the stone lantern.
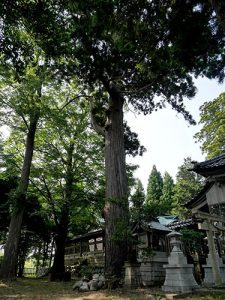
[168,231,182,252]
[162,231,199,293]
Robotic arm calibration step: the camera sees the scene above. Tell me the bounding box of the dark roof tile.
[192,154,225,176]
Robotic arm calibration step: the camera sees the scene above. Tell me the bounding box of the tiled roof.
[157,215,179,226]
[192,154,225,176]
[167,218,195,230]
[142,221,171,232]
[69,228,104,242]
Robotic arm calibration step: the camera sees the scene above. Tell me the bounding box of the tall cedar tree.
[146,165,163,203]
[160,172,175,214]
[130,179,145,223]
[145,165,163,216]
[1,1,225,279]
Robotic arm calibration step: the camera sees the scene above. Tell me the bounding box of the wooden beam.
[192,210,225,223]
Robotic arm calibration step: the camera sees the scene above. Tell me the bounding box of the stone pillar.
[162,231,199,293]
[124,262,141,289]
[205,224,222,286]
[199,220,223,286]
[203,234,225,286]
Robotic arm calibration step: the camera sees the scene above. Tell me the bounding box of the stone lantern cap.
[167,231,183,251]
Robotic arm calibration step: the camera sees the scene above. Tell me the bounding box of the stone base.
[162,265,199,293]
[138,251,168,286]
[124,262,141,289]
[203,255,225,286]
[139,261,166,286]
[203,266,225,286]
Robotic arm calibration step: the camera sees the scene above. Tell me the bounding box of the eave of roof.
[141,221,172,232]
[68,228,104,243]
[184,181,214,209]
[192,154,225,177]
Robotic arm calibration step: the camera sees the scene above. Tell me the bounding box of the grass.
[0,278,225,300]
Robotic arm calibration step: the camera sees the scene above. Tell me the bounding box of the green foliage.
[133,168,175,220]
[145,165,163,217]
[130,179,145,210]
[124,123,146,157]
[0,176,17,242]
[194,92,225,159]
[29,89,105,236]
[146,165,163,204]
[127,166,144,224]
[3,0,224,121]
[159,172,175,214]
[112,219,129,244]
[79,265,97,280]
[180,228,205,256]
[172,157,203,218]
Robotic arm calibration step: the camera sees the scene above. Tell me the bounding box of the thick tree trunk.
[209,0,225,33]
[0,116,39,280]
[49,142,74,281]
[103,82,129,280]
[49,229,67,281]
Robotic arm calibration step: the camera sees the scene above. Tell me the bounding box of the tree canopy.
[194,92,225,159]
[145,167,174,217]
[1,0,225,118]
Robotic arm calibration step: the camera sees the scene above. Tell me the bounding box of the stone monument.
[124,261,141,288]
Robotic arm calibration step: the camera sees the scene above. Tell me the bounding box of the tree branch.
[41,176,59,227]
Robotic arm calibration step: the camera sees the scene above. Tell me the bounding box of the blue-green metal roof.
[157,215,178,226]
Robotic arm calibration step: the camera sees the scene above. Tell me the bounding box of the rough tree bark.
[49,142,74,281]
[0,114,39,280]
[103,81,129,280]
[49,227,68,281]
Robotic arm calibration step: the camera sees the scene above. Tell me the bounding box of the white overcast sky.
[125,77,225,190]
